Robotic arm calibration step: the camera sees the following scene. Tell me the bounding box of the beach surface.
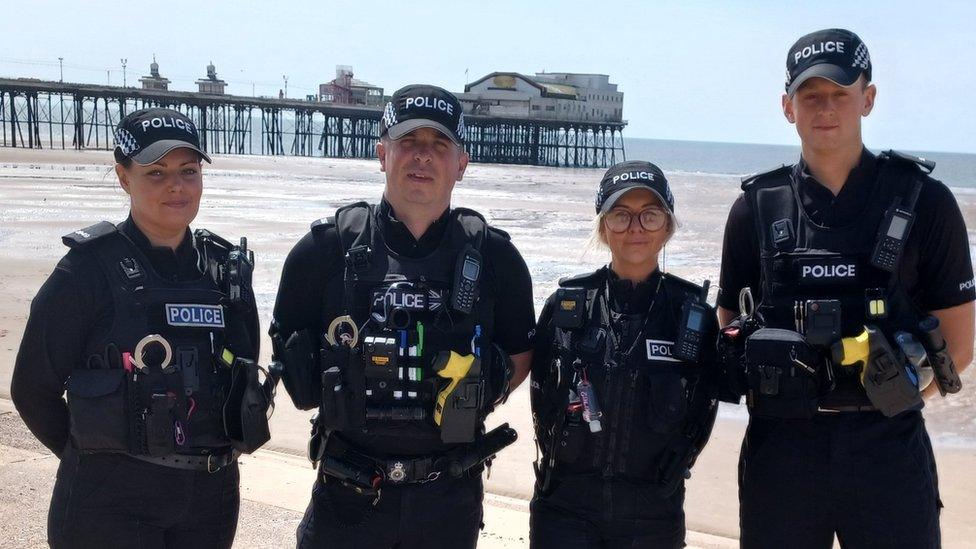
[1,148,974,547]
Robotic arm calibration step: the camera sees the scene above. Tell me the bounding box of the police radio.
[451,245,482,314]
[870,202,914,273]
[674,280,710,363]
[225,237,254,305]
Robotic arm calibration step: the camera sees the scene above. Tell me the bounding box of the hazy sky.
[3,0,974,153]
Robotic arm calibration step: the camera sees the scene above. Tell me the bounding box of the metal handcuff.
[132,334,174,373]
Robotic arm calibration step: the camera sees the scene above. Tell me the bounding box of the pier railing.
[0,78,626,167]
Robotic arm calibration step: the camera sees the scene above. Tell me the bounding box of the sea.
[624,137,976,188]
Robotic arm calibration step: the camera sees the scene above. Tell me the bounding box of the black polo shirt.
[718,149,975,313]
[11,217,260,456]
[273,197,536,355]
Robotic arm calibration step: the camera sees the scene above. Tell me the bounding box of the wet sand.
[2,148,975,546]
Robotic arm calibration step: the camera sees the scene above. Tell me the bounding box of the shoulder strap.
[742,164,797,253]
[62,221,118,249]
[741,165,792,191]
[452,207,490,251]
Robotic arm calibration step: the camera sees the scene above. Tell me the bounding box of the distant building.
[459,71,623,122]
[139,57,170,91]
[319,66,384,106]
[196,62,227,95]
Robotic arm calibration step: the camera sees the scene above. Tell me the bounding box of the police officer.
[271,84,536,548]
[718,29,975,548]
[10,108,271,548]
[530,161,719,548]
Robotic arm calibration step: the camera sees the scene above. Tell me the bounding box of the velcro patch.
[165,304,225,328]
[645,339,680,362]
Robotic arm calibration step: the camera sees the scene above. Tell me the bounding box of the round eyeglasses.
[604,207,669,233]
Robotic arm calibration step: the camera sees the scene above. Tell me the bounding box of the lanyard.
[599,274,663,365]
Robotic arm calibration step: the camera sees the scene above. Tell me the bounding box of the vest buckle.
[118,257,143,280]
[346,245,372,272]
[771,219,794,249]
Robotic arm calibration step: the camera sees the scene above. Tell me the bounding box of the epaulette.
[62,221,117,249]
[740,165,791,191]
[558,267,606,289]
[880,150,935,174]
[452,206,488,225]
[487,226,511,240]
[310,216,336,231]
[193,228,234,251]
[663,272,707,301]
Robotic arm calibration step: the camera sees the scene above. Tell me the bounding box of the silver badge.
[388,461,406,483]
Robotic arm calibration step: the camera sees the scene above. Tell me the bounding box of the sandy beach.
[2,148,975,547]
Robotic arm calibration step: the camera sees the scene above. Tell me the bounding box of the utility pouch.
[66,368,129,452]
[553,408,586,463]
[646,372,689,434]
[861,326,924,417]
[146,392,177,456]
[319,346,365,430]
[716,317,757,403]
[223,358,273,454]
[280,329,321,410]
[745,328,821,419]
[484,343,513,409]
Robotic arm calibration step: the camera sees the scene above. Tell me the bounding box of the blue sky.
[3,0,974,153]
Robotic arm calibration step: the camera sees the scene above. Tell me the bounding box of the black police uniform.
[530,267,718,549]
[11,217,263,549]
[271,198,535,549]
[719,149,976,548]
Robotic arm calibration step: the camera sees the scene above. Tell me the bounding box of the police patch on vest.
[165,304,225,328]
[796,258,858,285]
[372,286,444,312]
[645,339,680,362]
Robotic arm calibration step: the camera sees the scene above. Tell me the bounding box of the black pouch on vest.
[861,326,924,417]
[224,358,272,454]
[281,329,322,410]
[646,372,689,434]
[319,346,365,430]
[66,369,129,452]
[716,316,757,403]
[553,410,587,464]
[146,392,177,456]
[745,328,821,419]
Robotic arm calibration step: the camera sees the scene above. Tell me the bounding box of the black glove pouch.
[281,329,322,410]
[146,392,177,456]
[320,346,365,430]
[224,358,273,454]
[553,411,587,464]
[66,368,129,452]
[744,328,821,419]
[716,317,754,403]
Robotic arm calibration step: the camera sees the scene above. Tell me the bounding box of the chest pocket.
[645,370,689,434]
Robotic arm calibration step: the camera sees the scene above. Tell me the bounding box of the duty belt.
[130,449,239,473]
[322,436,463,486]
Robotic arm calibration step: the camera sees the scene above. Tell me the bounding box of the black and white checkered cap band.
[382,102,397,129]
[852,42,870,70]
[114,128,140,157]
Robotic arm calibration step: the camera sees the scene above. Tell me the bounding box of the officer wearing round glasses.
[718,29,975,548]
[530,161,719,548]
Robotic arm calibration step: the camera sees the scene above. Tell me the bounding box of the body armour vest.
[317,203,500,456]
[62,222,256,456]
[532,268,717,495]
[742,151,931,406]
